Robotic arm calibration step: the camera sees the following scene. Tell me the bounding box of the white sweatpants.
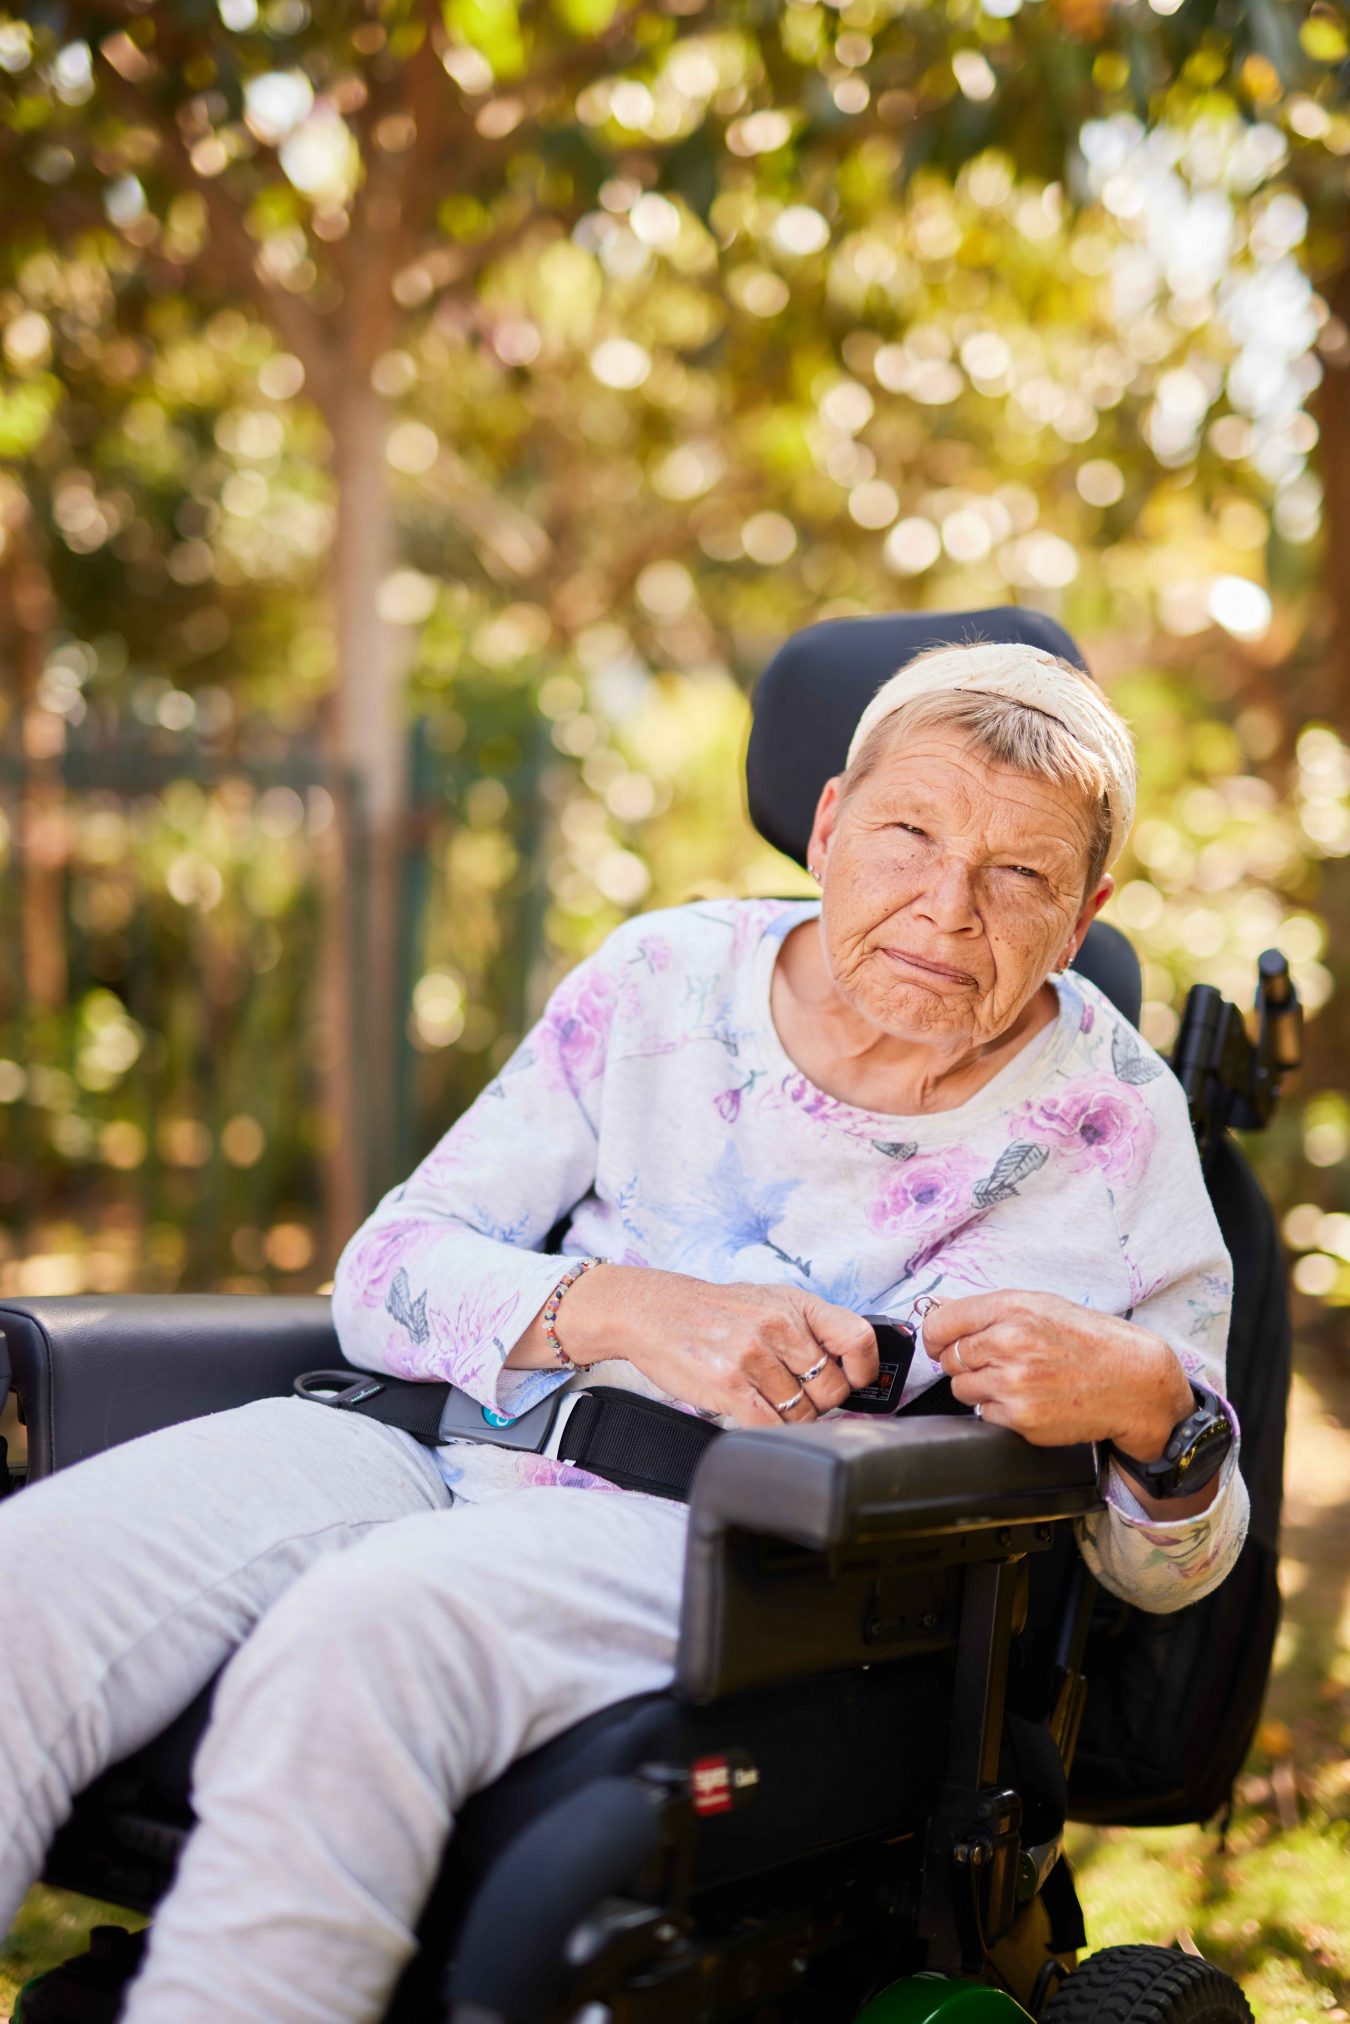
[0,1396,689,2023]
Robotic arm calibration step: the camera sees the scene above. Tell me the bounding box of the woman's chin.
[865,980,978,1047]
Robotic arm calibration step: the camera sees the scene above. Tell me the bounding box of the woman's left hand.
[922,1289,1195,1457]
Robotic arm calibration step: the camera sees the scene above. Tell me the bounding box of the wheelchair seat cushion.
[55,1657,962,1903]
[54,1644,1075,1981]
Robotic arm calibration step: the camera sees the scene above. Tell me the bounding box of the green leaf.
[1300,14,1348,62]
[0,379,58,456]
[552,0,619,35]
[447,0,527,80]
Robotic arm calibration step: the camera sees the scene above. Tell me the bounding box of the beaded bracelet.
[542,1256,602,1371]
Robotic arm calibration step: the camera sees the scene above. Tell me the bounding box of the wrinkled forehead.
[851,734,1097,870]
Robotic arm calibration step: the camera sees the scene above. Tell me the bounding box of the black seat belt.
[293,1366,970,1505]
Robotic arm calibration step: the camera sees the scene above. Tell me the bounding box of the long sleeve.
[332,936,624,1416]
[1074,1070,1248,1614]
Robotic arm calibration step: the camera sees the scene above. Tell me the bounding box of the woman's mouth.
[880,947,976,986]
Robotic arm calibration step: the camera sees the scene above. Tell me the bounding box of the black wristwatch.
[1108,1383,1233,1500]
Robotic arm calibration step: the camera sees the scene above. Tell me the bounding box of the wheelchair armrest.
[0,1295,345,1480]
[686,1417,1099,1552]
[677,1417,1101,1702]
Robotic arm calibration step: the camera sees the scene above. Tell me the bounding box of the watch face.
[1114,1390,1232,1498]
[1177,1414,1232,1485]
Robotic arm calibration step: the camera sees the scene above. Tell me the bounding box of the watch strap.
[1108,1383,1233,1500]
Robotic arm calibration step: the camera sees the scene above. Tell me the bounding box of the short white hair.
[842,644,1135,894]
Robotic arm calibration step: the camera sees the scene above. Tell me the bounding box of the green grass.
[4,1351,1347,2022]
[0,1890,143,2019]
[1068,1820,1350,2020]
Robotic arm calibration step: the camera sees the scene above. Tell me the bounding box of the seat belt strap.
[294,1370,719,1502]
[293,1362,970,1503]
[896,1376,973,1419]
[554,1390,720,1499]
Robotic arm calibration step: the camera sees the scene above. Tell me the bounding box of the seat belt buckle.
[436,1383,583,1453]
[838,1320,918,1415]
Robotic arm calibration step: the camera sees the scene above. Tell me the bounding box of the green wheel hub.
[856,1974,1032,2022]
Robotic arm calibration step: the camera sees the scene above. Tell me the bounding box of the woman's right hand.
[507,1265,881,1427]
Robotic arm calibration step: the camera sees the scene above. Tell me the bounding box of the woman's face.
[807,723,1112,1053]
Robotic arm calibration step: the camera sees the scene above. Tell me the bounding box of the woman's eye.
[893,822,927,838]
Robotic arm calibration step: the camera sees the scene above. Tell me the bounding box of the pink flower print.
[867,1148,984,1236]
[1010,1075,1156,1186]
[424,1286,523,1389]
[1124,1251,1167,1312]
[775,1072,877,1144]
[713,1069,762,1123]
[904,1217,1004,1289]
[1080,1000,1095,1034]
[415,1126,479,1189]
[536,965,617,1096]
[731,899,791,963]
[343,1218,429,1308]
[636,936,672,973]
[515,1454,621,1493]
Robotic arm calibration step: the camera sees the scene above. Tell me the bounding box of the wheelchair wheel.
[1041,1944,1254,2022]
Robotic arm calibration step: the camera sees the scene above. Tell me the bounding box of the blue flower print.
[667,1140,810,1279]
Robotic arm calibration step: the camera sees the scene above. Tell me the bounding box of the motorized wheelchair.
[0,608,1298,2023]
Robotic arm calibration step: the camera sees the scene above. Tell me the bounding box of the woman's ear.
[1063,875,1114,966]
[806,776,844,881]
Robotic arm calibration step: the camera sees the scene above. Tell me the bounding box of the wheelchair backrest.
[743,606,1291,1829]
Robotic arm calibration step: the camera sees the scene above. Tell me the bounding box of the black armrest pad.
[687,1418,1099,1552]
[677,1419,1101,1702]
[0,1295,347,1479]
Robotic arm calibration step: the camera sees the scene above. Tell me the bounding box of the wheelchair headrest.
[746,605,1087,867]
[745,606,1141,1028]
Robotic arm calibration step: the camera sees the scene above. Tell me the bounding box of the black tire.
[1041,1944,1254,2024]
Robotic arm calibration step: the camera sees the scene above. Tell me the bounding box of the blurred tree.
[1,0,1348,1285]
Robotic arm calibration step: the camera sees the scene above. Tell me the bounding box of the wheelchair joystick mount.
[1171,947,1302,1162]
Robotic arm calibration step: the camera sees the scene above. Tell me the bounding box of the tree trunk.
[1318,264,1350,716]
[0,525,66,1016]
[318,376,408,1263]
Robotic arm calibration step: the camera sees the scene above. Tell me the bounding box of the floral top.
[333,898,1247,1612]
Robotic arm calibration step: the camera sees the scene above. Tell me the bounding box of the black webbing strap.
[896,1376,973,1419]
[293,1370,717,1501]
[295,1364,970,1504]
[555,1390,721,1501]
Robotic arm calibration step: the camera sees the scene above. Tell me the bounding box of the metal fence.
[0,709,550,1293]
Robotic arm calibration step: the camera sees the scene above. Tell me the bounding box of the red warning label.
[692,1757,733,1815]
[691,1751,759,1816]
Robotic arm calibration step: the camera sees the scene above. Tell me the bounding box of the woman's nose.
[913,854,980,933]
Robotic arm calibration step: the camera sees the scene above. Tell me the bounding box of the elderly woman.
[0,643,1243,2024]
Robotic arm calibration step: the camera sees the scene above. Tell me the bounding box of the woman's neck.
[771,918,1059,1117]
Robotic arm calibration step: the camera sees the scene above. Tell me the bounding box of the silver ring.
[798,1355,829,1385]
[973,1402,984,1420]
[952,1339,969,1372]
[773,1386,806,1415]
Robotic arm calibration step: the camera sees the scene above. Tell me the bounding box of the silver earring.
[809,863,822,883]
